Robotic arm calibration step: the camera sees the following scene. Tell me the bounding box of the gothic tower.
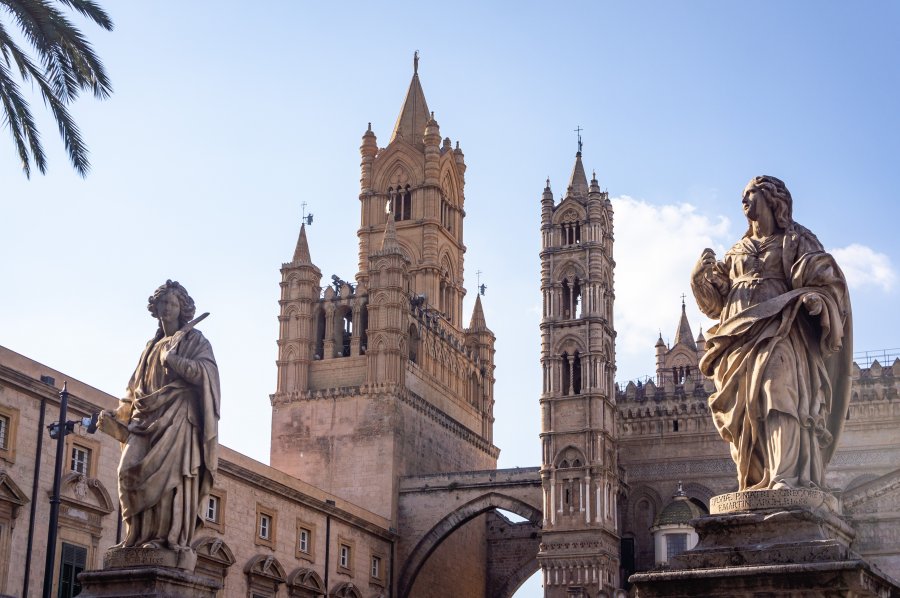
[537,145,621,596]
[270,58,497,523]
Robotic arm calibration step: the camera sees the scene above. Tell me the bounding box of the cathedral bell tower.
[537,144,622,596]
[269,57,497,523]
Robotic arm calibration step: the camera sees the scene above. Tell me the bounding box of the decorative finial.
[574,125,583,154]
[681,293,687,307]
[367,122,372,132]
[592,169,596,180]
[430,111,435,120]
[546,177,551,188]
[414,50,419,74]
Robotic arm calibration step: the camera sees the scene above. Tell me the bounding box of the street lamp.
[42,383,98,598]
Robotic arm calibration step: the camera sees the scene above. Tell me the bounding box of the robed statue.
[691,176,852,492]
[99,280,220,564]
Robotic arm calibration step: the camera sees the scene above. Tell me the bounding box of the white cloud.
[831,244,897,292]
[610,196,732,381]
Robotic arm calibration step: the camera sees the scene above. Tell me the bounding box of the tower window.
[391,186,412,221]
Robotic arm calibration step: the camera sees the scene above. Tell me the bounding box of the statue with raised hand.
[691,176,852,492]
[99,280,219,568]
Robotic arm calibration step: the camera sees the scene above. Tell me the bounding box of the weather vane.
[574,125,583,154]
[302,202,314,226]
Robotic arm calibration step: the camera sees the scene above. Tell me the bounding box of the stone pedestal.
[629,489,900,598]
[77,547,220,598]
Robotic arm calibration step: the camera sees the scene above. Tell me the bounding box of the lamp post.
[42,383,98,598]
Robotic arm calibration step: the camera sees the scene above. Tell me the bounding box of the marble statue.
[691,176,852,492]
[98,280,219,564]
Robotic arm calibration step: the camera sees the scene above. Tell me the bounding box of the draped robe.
[107,328,220,551]
[692,223,851,490]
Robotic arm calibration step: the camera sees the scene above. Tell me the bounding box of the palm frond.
[0,57,45,177]
[55,0,112,30]
[0,0,112,175]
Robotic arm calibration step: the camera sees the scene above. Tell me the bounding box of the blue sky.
[2,3,898,595]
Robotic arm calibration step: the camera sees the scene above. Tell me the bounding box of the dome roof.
[654,496,705,527]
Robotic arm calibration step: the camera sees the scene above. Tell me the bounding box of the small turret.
[454,141,466,181]
[589,169,601,195]
[655,332,667,381]
[424,111,441,185]
[360,122,377,192]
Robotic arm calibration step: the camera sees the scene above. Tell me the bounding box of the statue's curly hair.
[745,175,793,230]
[147,280,196,328]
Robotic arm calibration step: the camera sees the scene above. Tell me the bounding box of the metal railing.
[853,349,900,369]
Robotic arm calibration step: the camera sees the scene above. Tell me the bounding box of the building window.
[255,504,276,548]
[339,544,351,569]
[0,406,19,463]
[298,528,310,553]
[58,542,87,598]
[259,514,271,540]
[666,533,688,560]
[371,555,381,579]
[206,495,219,523]
[70,445,90,475]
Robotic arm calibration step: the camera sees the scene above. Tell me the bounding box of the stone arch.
[551,199,587,225]
[244,554,286,596]
[287,567,325,597]
[373,147,421,191]
[192,536,235,588]
[554,445,587,469]
[441,168,460,207]
[398,492,542,598]
[681,482,715,508]
[330,581,362,598]
[554,334,585,355]
[554,260,586,284]
[495,560,540,598]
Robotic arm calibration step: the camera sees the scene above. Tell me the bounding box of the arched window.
[341,311,352,357]
[390,185,411,221]
[408,323,419,364]
[314,309,326,359]
[560,350,581,396]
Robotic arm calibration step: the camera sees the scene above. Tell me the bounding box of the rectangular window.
[206,495,219,522]
[70,446,90,475]
[298,528,310,553]
[259,514,271,540]
[339,544,350,569]
[371,555,381,579]
[0,415,8,449]
[58,542,87,598]
[666,533,688,560]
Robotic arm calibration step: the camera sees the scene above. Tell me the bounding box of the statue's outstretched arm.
[691,248,729,319]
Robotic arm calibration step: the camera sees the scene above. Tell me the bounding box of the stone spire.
[468,294,487,330]
[292,223,312,263]
[567,151,589,197]
[382,213,399,252]
[674,300,697,350]
[390,54,430,147]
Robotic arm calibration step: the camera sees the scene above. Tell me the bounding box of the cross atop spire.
[574,125,583,155]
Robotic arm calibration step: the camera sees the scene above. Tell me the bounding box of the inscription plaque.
[710,489,838,514]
